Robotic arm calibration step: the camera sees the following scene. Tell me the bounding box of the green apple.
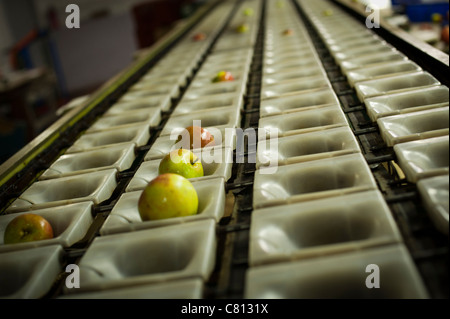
[212,70,234,83]
[243,8,254,16]
[236,23,249,33]
[138,173,199,221]
[158,149,204,179]
[3,213,54,244]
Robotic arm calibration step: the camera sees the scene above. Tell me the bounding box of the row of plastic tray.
[0,0,252,299]
[242,0,430,299]
[298,0,449,238]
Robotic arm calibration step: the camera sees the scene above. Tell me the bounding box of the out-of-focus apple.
[236,23,249,33]
[212,70,234,83]
[3,213,54,244]
[441,25,449,44]
[138,173,199,221]
[243,8,254,16]
[177,125,215,149]
[158,149,204,179]
[323,9,333,16]
[193,32,206,41]
[283,29,294,36]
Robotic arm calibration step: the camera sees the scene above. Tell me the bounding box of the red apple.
[193,32,206,41]
[158,149,204,179]
[138,173,199,221]
[212,71,234,83]
[283,29,294,36]
[177,125,215,149]
[3,213,54,244]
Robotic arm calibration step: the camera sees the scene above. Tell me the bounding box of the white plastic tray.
[253,153,378,209]
[40,143,136,180]
[182,81,245,101]
[172,92,242,116]
[256,126,361,169]
[6,169,118,213]
[109,95,171,113]
[159,107,241,137]
[0,245,64,299]
[261,76,330,100]
[355,71,441,101]
[364,85,449,122]
[144,127,236,161]
[417,175,449,236]
[393,135,449,183]
[59,278,204,299]
[87,108,161,133]
[249,190,402,266]
[65,220,216,294]
[340,51,408,74]
[126,147,233,192]
[377,107,449,147]
[262,66,324,86]
[244,243,429,299]
[101,178,225,235]
[258,105,348,139]
[0,202,93,253]
[346,60,422,87]
[66,124,150,154]
[259,88,340,117]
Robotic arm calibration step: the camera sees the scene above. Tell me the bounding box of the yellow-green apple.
[177,125,215,149]
[3,213,54,244]
[236,23,249,33]
[158,149,204,179]
[212,71,234,83]
[138,173,199,221]
[243,8,254,16]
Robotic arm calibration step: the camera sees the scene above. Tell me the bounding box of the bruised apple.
[3,213,54,244]
[212,71,234,83]
[138,173,199,221]
[177,125,215,149]
[158,149,204,179]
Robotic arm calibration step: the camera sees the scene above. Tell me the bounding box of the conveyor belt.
[0,0,448,299]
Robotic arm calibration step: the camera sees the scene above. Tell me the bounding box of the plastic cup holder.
[66,220,216,294]
[244,244,429,299]
[87,108,161,133]
[101,178,226,235]
[126,147,233,192]
[364,85,449,121]
[172,92,242,116]
[354,71,441,101]
[66,124,150,154]
[259,88,340,117]
[106,95,171,114]
[258,105,348,139]
[256,126,361,169]
[346,60,422,87]
[0,245,64,299]
[159,107,241,137]
[40,143,136,180]
[417,175,449,236]
[377,107,449,146]
[0,202,94,253]
[253,153,378,209]
[261,77,330,99]
[249,190,402,266]
[393,135,449,183]
[6,169,118,213]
